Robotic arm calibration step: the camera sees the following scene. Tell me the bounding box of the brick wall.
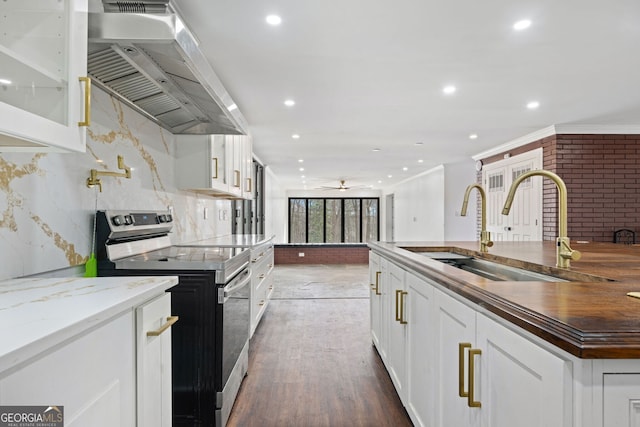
[274,245,369,264]
[482,134,640,242]
[556,134,640,242]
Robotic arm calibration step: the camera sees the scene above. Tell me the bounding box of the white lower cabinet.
[387,262,408,402]
[136,293,174,427]
[0,311,136,426]
[373,254,574,427]
[250,240,274,337]
[0,292,173,427]
[369,252,386,358]
[406,272,435,427]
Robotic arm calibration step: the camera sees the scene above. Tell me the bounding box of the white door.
[483,149,542,241]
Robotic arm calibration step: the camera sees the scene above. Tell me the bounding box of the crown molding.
[472,124,640,160]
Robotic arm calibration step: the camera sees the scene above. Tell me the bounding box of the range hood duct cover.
[88,12,248,135]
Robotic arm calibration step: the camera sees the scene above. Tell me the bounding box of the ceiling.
[168,0,640,191]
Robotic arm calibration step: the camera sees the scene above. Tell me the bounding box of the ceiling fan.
[318,180,366,191]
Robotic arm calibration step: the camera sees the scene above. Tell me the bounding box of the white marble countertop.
[177,234,274,248]
[0,276,178,375]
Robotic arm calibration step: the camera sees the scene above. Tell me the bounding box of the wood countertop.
[368,240,640,359]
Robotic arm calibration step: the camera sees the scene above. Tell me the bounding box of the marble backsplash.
[0,88,233,280]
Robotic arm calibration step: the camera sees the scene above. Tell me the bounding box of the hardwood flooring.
[227,265,412,427]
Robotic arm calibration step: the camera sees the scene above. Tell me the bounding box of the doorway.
[385,193,394,242]
[483,148,542,241]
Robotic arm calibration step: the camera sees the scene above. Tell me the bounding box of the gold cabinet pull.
[259,274,265,279]
[395,290,402,321]
[259,300,265,306]
[399,291,408,324]
[458,342,472,397]
[246,177,252,192]
[78,76,91,127]
[468,348,482,408]
[147,316,179,336]
[234,170,241,187]
[374,271,382,295]
[211,157,218,179]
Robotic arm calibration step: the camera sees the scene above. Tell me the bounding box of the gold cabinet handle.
[468,348,482,408]
[395,290,402,321]
[259,300,265,306]
[147,316,179,336]
[399,291,408,324]
[246,177,252,192]
[211,157,218,179]
[374,271,382,295]
[458,342,472,397]
[259,274,265,279]
[234,170,241,187]
[78,76,91,127]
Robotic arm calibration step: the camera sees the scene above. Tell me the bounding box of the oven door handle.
[218,269,251,304]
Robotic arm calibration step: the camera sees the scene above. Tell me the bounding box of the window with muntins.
[288,198,380,243]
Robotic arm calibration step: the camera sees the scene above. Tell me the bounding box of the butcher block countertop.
[369,240,640,359]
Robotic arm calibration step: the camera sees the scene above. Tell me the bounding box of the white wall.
[379,160,477,243]
[444,160,479,240]
[264,166,287,243]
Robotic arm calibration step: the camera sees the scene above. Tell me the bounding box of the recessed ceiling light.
[415,142,424,146]
[0,78,12,85]
[299,167,304,172]
[372,148,381,152]
[402,167,408,171]
[266,15,282,26]
[292,134,300,139]
[443,85,457,95]
[378,180,383,184]
[469,133,478,139]
[418,159,424,163]
[298,159,304,163]
[526,101,540,109]
[387,175,393,178]
[227,103,238,111]
[284,99,295,107]
[513,19,532,31]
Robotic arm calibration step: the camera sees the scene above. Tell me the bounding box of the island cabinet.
[250,239,274,336]
[0,0,89,152]
[371,254,572,427]
[434,289,571,427]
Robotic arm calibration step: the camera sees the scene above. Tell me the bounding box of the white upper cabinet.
[175,134,254,199]
[0,0,89,152]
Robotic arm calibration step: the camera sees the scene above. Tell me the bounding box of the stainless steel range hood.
[88,11,248,135]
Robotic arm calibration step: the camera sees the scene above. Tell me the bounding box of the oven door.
[216,267,251,426]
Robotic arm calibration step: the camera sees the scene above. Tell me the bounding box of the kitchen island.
[369,240,640,427]
[0,275,177,427]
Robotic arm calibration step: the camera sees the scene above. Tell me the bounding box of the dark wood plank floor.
[227,273,413,427]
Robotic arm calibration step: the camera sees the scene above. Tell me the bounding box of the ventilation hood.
[87,11,248,135]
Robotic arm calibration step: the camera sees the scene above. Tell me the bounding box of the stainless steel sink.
[420,252,567,282]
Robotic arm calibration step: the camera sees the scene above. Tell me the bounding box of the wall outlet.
[298,252,305,257]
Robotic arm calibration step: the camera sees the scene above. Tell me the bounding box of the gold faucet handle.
[558,237,581,261]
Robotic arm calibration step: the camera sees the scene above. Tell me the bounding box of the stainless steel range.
[96,209,250,427]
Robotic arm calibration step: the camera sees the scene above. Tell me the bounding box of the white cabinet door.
[0,311,135,427]
[136,293,174,427]
[241,135,254,199]
[227,135,243,197]
[175,135,230,194]
[433,289,479,427]
[369,252,385,356]
[0,0,88,152]
[406,272,435,427]
[603,373,640,427]
[387,262,408,402]
[476,313,571,427]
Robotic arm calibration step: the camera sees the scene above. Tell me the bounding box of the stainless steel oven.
[95,209,250,426]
